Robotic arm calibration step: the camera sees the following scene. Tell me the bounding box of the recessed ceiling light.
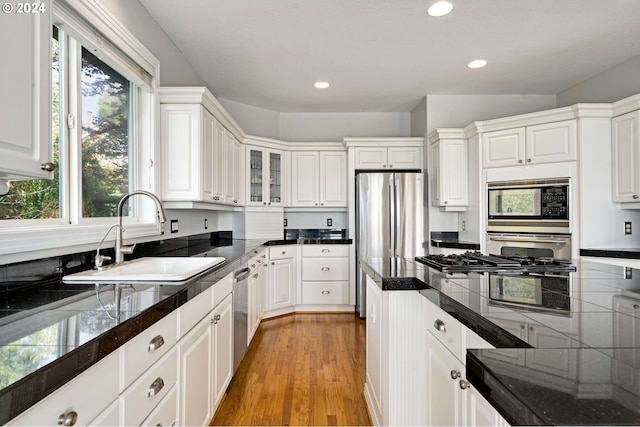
[467,59,488,69]
[314,81,330,89]
[427,1,453,17]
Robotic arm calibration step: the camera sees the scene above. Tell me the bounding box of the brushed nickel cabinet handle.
[148,335,165,352]
[450,370,461,380]
[41,162,55,171]
[147,377,165,397]
[321,267,330,271]
[459,379,471,390]
[434,319,446,333]
[57,411,78,426]
[321,249,330,253]
[321,290,331,295]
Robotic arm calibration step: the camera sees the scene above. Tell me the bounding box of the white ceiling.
[140,0,640,113]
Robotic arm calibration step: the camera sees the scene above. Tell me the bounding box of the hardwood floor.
[211,313,371,426]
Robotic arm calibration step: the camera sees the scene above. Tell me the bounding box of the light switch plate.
[171,219,179,233]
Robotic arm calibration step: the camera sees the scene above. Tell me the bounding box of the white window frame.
[0,0,162,264]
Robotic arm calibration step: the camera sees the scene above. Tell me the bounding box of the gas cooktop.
[414,251,576,273]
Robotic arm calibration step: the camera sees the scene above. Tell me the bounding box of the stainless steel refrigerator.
[356,172,424,317]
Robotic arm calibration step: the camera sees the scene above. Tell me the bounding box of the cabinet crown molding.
[343,137,424,147]
[243,135,345,151]
[612,93,640,117]
[428,129,467,144]
[158,87,245,141]
[463,102,614,137]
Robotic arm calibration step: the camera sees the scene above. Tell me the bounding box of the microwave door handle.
[488,236,567,244]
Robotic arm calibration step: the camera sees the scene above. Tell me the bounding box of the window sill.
[0,222,164,265]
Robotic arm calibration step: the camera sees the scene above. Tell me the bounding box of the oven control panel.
[541,186,568,218]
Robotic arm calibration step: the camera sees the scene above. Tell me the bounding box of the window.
[0,0,160,260]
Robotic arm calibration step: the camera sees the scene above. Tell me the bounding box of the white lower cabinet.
[7,351,120,426]
[301,245,350,307]
[363,273,508,427]
[267,246,296,314]
[248,250,268,344]
[140,385,178,427]
[212,293,234,408]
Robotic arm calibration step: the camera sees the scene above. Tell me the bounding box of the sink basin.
[62,257,225,284]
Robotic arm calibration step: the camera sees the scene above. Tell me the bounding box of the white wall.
[557,55,640,107]
[426,94,557,134]
[219,98,281,140]
[97,0,205,87]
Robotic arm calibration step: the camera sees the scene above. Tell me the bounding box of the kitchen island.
[360,256,640,425]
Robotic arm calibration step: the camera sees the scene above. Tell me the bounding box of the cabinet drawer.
[213,273,233,308]
[270,245,296,260]
[179,286,213,337]
[122,312,178,390]
[302,281,349,304]
[139,384,177,427]
[423,298,465,362]
[121,347,178,426]
[302,257,349,281]
[302,245,349,257]
[7,352,119,426]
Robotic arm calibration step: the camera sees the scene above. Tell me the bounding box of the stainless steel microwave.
[487,178,570,234]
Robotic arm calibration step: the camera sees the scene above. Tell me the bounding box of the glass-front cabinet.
[246,146,283,206]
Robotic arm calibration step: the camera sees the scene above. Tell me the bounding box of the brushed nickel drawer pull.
[321,290,331,295]
[434,319,446,333]
[148,335,165,352]
[57,411,78,426]
[450,370,461,380]
[321,267,331,271]
[147,377,165,397]
[321,249,330,253]
[459,379,471,390]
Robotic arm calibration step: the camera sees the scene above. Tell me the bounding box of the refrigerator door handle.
[389,177,396,257]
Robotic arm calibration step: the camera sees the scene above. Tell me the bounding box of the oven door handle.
[488,236,568,244]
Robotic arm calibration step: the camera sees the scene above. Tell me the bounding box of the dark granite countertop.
[430,231,480,250]
[581,248,640,259]
[0,231,351,424]
[360,256,640,425]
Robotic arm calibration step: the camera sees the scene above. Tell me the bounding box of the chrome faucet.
[114,190,167,265]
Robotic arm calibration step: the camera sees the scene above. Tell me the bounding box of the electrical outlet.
[461,220,466,231]
[204,218,208,230]
[283,218,288,227]
[327,218,333,227]
[625,221,632,235]
[625,267,633,279]
[171,219,179,233]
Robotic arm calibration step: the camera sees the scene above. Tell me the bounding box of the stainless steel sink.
[62,257,225,284]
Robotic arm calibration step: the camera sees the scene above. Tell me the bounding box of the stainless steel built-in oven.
[487,178,570,234]
[487,178,572,260]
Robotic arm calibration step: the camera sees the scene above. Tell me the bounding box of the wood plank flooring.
[211,313,371,426]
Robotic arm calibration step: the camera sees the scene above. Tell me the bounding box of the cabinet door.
[431,141,441,206]
[435,139,468,208]
[269,257,295,310]
[319,151,347,207]
[0,4,52,180]
[222,129,235,204]
[247,146,265,205]
[388,146,421,169]
[211,119,226,203]
[161,104,203,201]
[612,111,640,203]
[248,268,259,344]
[526,119,576,164]
[268,150,283,205]
[232,137,243,205]
[179,316,212,427]
[212,293,234,408]
[425,331,465,427]
[205,110,219,202]
[364,276,383,426]
[482,128,525,168]
[355,147,388,169]
[291,151,319,206]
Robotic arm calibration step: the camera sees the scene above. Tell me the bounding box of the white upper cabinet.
[0,4,52,182]
[430,131,468,210]
[612,110,640,203]
[483,120,576,168]
[159,87,244,208]
[246,145,284,206]
[354,146,421,170]
[290,151,347,207]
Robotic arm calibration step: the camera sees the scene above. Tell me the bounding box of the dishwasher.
[233,264,251,372]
